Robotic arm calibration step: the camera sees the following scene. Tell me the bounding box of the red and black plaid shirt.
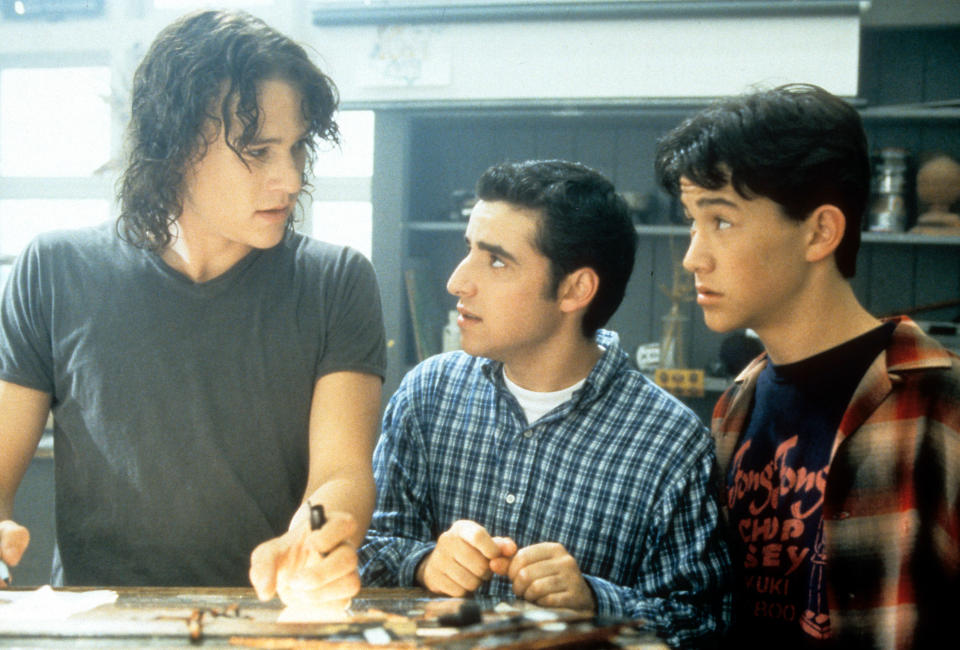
[712,316,960,649]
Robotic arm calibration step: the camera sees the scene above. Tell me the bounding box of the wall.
[312,12,860,104]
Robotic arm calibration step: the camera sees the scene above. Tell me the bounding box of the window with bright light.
[313,111,375,178]
[0,199,111,257]
[308,111,375,260]
[311,201,372,260]
[0,66,111,177]
[0,61,113,271]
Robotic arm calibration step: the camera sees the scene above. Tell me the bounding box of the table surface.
[0,586,668,648]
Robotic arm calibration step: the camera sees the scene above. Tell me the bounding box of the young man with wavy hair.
[0,10,385,608]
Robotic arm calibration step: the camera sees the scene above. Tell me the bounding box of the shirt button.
[505,493,516,504]
[523,431,534,439]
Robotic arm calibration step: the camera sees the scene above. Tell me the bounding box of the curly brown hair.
[117,10,340,251]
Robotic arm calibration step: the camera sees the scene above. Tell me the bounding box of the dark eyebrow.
[465,235,518,264]
[245,135,281,147]
[249,130,311,146]
[695,196,739,209]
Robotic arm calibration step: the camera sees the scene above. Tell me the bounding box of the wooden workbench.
[0,586,669,648]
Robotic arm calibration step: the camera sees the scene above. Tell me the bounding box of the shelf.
[407,222,960,245]
[642,373,730,394]
[862,231,960,245]
[314,1,860,26]
[407,221,468,233]
[407,222,688,234]
[859,102,960,122]
[347,96,720,116]
[634,225,689,236]
[342,95,959,122]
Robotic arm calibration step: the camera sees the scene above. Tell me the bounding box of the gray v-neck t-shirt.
[0,223,385,586]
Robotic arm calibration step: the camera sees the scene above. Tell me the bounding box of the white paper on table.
[0,585,118,620]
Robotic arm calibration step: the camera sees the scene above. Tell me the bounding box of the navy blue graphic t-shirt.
[727,322,895,647]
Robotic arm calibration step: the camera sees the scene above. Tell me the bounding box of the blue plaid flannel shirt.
[359,330,731,647]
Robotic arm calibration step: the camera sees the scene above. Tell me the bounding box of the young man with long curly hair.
[0,10,385,609]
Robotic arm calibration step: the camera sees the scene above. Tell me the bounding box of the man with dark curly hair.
[0,10,385,609]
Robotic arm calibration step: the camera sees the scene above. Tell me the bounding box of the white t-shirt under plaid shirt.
[359,329,732,648]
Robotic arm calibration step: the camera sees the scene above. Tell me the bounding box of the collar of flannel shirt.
[477,328,626,413]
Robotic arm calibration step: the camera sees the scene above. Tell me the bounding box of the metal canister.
[868,147,909,232]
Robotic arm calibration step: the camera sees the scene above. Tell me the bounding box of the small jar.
[867,148,909,232]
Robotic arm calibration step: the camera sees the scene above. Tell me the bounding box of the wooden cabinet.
[371,105,712,397]
[371,101,960,403]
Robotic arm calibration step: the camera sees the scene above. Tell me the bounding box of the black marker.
[309,502,326,531]
[0,559,11,586]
